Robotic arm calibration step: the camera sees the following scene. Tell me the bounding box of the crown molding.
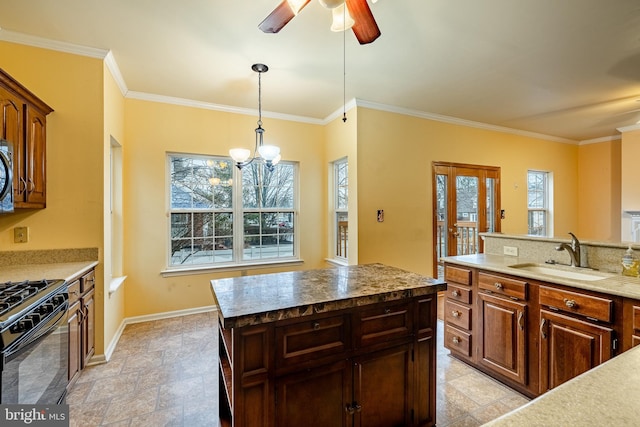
[617,123,640,133]
[104,51,128,96]
[126,91,324,125]
[352,99,579,144]
[579,135,622,145]
[0,29,108,59]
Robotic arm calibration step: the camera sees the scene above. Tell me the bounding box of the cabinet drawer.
[276,315,349,367]
[539,286,613,323]
[444,300,472,330]
[445,265,472,286]
[355,302,413,348]
[80,270,95,293]
[68,279,81,305]
[447,284,472,304]
[478,272,527,300]
[633,306,640,332]
[444,325,471,357]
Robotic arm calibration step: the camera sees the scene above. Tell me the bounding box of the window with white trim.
[527,170,552,236]
[334,158,348,259]
[169,154,297,267]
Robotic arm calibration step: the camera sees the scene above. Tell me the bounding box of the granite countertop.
[0,261,99,283]
[211,263,447,329]
[443,254,640,300]
[483,344,640,426]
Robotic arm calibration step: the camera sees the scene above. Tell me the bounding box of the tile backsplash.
[482,233,635,274]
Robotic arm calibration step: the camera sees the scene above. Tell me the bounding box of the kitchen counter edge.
[0,261,99,283]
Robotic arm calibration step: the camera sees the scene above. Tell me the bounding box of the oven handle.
[3,301,68,360]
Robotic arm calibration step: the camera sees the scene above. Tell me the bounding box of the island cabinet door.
[275,359,351,427]
[539,309,613,392]
[478,293,528,386]
[352,343,413,427]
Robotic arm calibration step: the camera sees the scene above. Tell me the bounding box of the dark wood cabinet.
[67,267,96,391]
[219,296,437,427]
[622,299,640,351]
[0,69,52,209]
[478,293,527,385]
[539,309,613,392]
[443,265,474,364]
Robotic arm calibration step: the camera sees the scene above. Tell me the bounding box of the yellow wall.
[355,107,579,276]
[621,128,640,241]
[577,140,621,241]
[102,61,126,353]
[122,99,327,317]
[324,108,358,264]
[0,41,107,353]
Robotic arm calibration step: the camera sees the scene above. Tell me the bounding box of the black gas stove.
[0,279,68,350]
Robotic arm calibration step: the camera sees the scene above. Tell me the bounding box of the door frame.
[432,161,501,278]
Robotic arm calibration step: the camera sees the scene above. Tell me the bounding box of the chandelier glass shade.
[229,64,281,171]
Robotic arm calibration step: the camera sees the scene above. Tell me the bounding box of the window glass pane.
[486,178,495,233]
[528,211,546,235]
[336,161,348,210]
[170,154,297,267]
[527,171,549,236]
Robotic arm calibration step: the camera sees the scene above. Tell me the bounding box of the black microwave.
[0,139,14,214]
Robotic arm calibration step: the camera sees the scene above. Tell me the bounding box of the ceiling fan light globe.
[319,0,345,9]
[330,4,355,32]
[258,144,281,161]
[229,148,251,163]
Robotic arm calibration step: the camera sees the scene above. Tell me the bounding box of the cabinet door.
[275,360,350,427]
[353,344,412,427]
[67,301,82,387]
[539,309,613,392]
[81,288,95,368]
[0,87,23,200]
[478,293,527,385]
[20,106,46,207]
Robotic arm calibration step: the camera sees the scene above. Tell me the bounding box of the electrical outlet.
[14,226,29,243]
[503,246,518,256]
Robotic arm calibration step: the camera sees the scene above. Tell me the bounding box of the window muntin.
[527,170,550,236]
[169,154,297,267]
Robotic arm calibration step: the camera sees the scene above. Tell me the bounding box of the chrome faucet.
[555,232,581,267]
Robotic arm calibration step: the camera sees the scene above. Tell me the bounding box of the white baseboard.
[88,305,218,365]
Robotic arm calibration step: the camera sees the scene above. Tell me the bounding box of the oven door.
[0,303,69,404]
[0,139,14,213]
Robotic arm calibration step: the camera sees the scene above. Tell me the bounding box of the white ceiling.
[1,0,639,142]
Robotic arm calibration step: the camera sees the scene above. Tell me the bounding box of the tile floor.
[68,310,529,426]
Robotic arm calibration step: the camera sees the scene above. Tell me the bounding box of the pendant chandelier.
[229,63,281,171]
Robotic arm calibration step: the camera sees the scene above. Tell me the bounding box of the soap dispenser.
[622,245,639,277]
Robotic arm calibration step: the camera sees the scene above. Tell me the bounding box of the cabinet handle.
[27,178,35,193]
[540,318,547,339]
[384,308,391,314]
[452,336,460,344]
[312,322,320,330]
[345,404,355,415]
[19,177,27,194]
[494,282,503,290]
[517,311,524,331]
[564,298,577,309]
[452,290,460,297]
[353,402,362,413]
[451,310,461,318]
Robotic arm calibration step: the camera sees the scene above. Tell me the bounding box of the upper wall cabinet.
[0,69,53,209]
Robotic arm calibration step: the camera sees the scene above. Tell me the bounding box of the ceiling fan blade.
[345,0,381,44]
[259,0,311,33]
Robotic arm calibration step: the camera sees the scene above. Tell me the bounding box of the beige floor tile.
[68,314,530,426]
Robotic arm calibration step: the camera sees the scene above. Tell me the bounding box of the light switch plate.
[14,226,29,243]
[503,246,518,256]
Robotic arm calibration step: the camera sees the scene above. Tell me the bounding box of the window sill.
[109,276,127,296]
[160,259,305,278]
[326,258,349,267]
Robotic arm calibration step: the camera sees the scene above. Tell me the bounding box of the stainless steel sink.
[508,263,616,281]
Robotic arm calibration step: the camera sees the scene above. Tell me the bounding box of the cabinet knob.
[494,282,503,290]
[384,308,391,314]
[312,322,321,330]
[564,298,577,309]
[451,310,461,318]
[452,336,460,344]
[452,290,460,297]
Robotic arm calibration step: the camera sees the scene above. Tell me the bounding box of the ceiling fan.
[259,0,381,45]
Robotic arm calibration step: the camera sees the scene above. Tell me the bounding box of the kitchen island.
[211,263,446,427]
